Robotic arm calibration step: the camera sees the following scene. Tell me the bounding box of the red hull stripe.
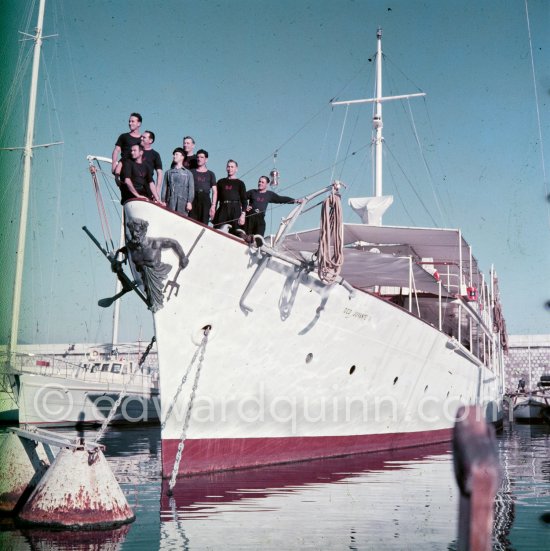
[161,429,452,477]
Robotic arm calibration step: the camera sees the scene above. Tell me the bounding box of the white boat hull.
[18,371,160,427]
[124,201,502,478]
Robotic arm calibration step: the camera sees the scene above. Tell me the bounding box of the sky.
[0,0,549,346]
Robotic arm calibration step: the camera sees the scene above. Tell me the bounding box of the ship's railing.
[379,266,499,372]
[272,181,342,248]
[14,353,158,388]
[16,354,81,378]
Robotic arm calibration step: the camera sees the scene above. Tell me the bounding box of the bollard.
[17,446,134,529]
[453,405,501,551]
[0,432,50,513]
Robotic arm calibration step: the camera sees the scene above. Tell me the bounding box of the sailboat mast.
[374,27,383,197]
[9,0,46,356]
[111,217,125,349]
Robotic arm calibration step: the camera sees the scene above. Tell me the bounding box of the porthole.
[349,365,356,375]
[540,512,550,524]
[393,377,398,385]
[305,353,313,364]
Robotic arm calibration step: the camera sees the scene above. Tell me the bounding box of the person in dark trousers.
[213,159,247,234]
[120,143,162,205]
[141,130,163,196]
[244,175,301,236]
[112,112,142,183]
[190,149,217,225]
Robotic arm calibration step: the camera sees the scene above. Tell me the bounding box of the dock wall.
[505,334,550,392]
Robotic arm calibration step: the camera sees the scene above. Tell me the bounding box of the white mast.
[86,155,125,351]
[111,218,125,349]
[374,27,383,197]
[332,28,425,225]
[9,0,47,357]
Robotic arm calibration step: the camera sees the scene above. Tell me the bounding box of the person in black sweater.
[213,159,247,234]
[244,175,301,236]
[120,143,162,205]
[111,112,142,184]
[190,149,217,225]
[141,130,163,196]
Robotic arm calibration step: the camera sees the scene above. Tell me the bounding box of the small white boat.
[17,346,160,427]
[512,375,550,423]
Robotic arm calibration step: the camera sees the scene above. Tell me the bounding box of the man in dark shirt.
[245,175,301,236]
[112,112,142,183]
[141,130,163,196]
[182,135,198,170]
[213,159,247,234]
[190,149,217,225]
[120,144,163,205]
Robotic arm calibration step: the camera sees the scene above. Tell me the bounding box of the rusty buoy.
[0,432,50,513]
[17,446,135,529]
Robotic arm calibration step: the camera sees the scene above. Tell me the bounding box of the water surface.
[1,423,549,550]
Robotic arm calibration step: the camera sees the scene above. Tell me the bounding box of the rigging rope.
[93,335,156,443]
[524,0,549,228]
[317,189,344,284]
[89,162,115,250]
[406,99,446,227]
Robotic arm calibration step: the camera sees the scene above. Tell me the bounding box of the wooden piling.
[453,405,501,551]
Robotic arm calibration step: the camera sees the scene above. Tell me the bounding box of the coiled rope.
[317,189,344,284]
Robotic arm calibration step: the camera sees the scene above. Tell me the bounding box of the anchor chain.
[94,336,156,443]
[167,327,210,494]
[161,328,210,431]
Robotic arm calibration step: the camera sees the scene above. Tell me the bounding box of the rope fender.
[317,189,344,284]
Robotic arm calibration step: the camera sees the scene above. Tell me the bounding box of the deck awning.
[279,223,480,296]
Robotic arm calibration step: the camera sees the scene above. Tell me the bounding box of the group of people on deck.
[112,112,302,238]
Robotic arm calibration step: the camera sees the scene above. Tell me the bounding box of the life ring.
[86,349,99,362]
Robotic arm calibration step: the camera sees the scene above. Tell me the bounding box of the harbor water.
[1,421,549,550]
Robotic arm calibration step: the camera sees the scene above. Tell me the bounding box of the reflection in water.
[21,525,130,551]
[1,423,549,550]
[495,423,550,550]
[160,443,458,550]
